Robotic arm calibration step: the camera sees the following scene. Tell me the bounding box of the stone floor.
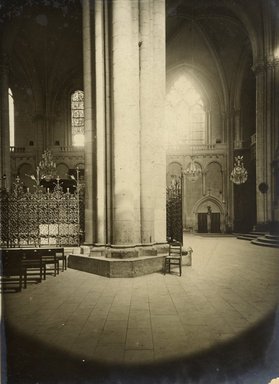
[2,234,279,384]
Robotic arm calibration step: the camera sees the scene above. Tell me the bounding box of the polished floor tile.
[2,234,279,384]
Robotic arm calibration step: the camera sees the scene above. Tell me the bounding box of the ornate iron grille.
[0,177,84,247]
[166,177,183,244]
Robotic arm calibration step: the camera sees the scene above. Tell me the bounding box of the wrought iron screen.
[166,178,183,244]
[0,179,84,247]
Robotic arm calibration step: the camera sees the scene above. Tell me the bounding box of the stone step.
[251,236,279,248]
[237,230,279,248]
[249,231,266,236]
[265,234,279,241]
[251,240,279,248]
[237,231,268,242]
[237,235,258,241]
[256,236,279,244]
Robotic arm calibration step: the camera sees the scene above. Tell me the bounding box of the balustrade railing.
[10,146,84,153]
[10,146,26,153]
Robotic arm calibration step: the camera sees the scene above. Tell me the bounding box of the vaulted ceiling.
[0,0,83,111]
[0,0,272,140]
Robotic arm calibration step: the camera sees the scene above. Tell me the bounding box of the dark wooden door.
[198,213,207,233]
[211,213,220,233]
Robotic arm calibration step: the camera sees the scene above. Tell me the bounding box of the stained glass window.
[9,88,15,147]
[71,90,84,146]
[166,76,206,147]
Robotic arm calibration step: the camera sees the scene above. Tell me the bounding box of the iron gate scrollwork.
[0,177,84,247]
[166,177,183,244]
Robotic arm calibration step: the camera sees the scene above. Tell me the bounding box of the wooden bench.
[1,247,65,289]
[21,249,46,286]
[0,250,26,292]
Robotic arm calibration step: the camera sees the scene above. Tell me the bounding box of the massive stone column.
[274,59,279,222]
[254,61,275,225]
[0,52,11,191]
[151,0,167,242]
[94,0,106,244]
[275,61,279,153]
[81,0,167,253]
[139,0,154,244]
[139,0,166,245]
[103,0,113,244]
[225,110,234,232]
[82,0,96,244]
[111,0,141,245]
[83,0,112,245]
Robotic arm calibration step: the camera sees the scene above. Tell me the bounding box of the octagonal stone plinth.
[68,243,169,277]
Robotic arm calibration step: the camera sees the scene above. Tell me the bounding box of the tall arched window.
[8,88,15,147]
[189,103,206,144]
[71,90,84,146]
[166,76,206,147]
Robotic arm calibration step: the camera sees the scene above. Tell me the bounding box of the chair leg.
[24,269,27,288]
[164,259,169,274]
[39,266,43,282]
[19,273,22,292]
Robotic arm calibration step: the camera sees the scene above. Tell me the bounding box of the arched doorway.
[193,196,225,233]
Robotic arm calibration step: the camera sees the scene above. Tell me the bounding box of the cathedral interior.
[0,0,279,383]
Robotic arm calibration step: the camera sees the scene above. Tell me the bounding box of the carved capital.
[252,60,266,75]
[266,59,277,70]
[253,57,279,74]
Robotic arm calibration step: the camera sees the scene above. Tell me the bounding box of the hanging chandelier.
[38,149,57,182]
[230,155,248,184]
[184,157,201,182]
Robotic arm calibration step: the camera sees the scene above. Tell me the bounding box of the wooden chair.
[39,248,65,275]
[21,249,46,287]
[164,241,183,276]
[37,249,59,277]
[0,250,26,292]
[56,248,66,272]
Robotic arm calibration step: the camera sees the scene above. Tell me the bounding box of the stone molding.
[78,242,169,259]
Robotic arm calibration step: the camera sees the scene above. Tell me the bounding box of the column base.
[68,243,169,277]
